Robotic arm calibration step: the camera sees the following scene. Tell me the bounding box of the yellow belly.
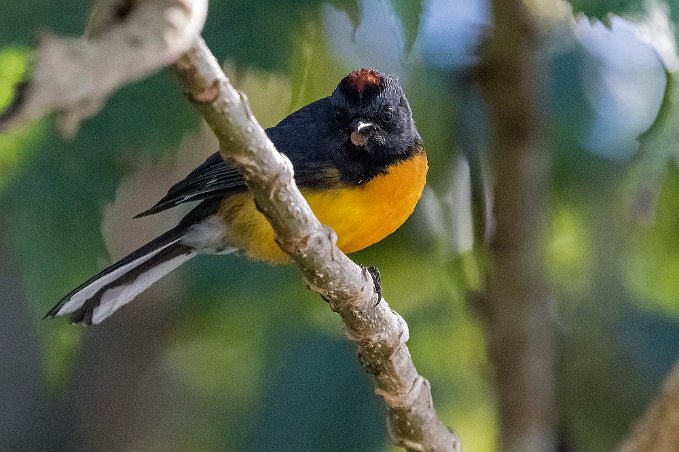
[218,153,428,263]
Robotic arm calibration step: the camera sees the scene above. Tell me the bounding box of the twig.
[0,0,207,136]
[618,360,679,451]
[171,38,460,452]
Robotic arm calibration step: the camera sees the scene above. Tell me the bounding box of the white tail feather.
[51,215,237,324]
[90,251,196,324]
[56,239,182,316]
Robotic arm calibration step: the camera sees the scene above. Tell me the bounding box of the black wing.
[136,97,338,218]
[135,153,246,217]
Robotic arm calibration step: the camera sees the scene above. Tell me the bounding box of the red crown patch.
[338,69,386,102]
[344,69,383,93]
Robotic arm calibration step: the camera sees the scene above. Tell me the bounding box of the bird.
[46,68,427,325]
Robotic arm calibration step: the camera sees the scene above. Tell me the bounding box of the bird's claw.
[365,265,382,306]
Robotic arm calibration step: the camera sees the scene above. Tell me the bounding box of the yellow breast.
[218,152,428,263]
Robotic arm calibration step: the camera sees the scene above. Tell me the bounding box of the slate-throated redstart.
[47,68,427,324]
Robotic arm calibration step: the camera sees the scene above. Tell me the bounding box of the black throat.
[335,140,424,186]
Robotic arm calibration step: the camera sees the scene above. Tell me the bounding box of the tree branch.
[171,38,460,452]
[478,1,555,451]
[0,0,207,136]
[618,360,679,451]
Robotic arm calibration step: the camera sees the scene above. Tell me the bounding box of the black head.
[330,69,421,161]
[267,68,422,186]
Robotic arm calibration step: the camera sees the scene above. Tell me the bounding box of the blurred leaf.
[168,304,268,402]
[568,0,644,19]
[289,22,319,112]
[326,0,361,30]
[547,207,593,296]
[619,0,679,223]
[0,47,39,192]
[564,12,666,160]
[626,70,677,223]
[287,16,346,112]
[204,0,358,72]
[227,65,294,127]
[389,0,423,54]
[629,1,679,72]
[0,122,44,193]
[42,325,80,392]
[0,46,29,109]
[625,170,679,317]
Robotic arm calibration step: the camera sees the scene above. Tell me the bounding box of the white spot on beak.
[356,121,373,133]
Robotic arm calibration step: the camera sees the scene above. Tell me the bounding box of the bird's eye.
[335,108,349,124]
[380,105,394,123]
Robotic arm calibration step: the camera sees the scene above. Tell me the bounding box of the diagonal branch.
[171,38,460,452]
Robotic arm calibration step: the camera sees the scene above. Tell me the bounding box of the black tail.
[46,226,196,325]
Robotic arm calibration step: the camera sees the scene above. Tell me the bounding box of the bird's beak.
[349,119,375,147]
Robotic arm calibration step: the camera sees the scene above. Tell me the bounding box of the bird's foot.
[364,265,382,306]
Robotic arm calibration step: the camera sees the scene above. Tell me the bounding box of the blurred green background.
[1,0,679,451]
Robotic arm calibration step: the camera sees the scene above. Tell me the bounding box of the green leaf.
[568,0,644,20]
[390,0,423,54]
[326,0,361,30]
[0,46,30,110]
[625,169,679,317]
